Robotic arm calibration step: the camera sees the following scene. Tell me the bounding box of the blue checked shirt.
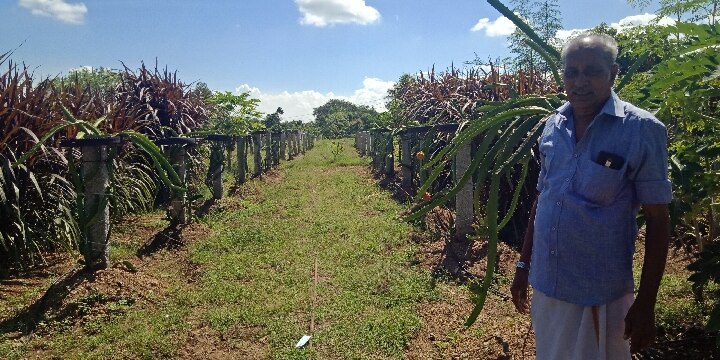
[529,91,672,306]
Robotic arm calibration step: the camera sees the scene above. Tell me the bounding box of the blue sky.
[2,0,665,122]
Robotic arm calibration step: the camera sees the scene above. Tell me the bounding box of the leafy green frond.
[615,51,650,93]
[466,171,501,326]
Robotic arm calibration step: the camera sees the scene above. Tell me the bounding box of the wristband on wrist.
[516,260,530,270]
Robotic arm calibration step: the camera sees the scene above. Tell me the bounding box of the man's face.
[562,44,618,114]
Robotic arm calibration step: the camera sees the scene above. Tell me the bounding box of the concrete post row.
[378,123,473,239]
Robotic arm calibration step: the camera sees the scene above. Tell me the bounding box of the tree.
[313,99,380,138]
[385,74,419,128]
[55,67,121,97]
[507,0,562,74]
[533,0,562,50]
[507,0,537,72]
[264,107,284,131]
[191,81,213,103]
[206,91,263,135]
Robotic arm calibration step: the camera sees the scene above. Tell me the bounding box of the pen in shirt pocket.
[596,151,624,170]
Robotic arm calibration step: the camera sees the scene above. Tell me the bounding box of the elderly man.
[510,33,672,359]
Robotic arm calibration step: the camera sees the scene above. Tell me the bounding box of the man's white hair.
[561,32,619,68]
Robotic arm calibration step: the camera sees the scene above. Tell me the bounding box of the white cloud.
[295,0,380,27]
[471,16,516,37]
[19,0,87,25]
[612,13,675,28]
[555,13,676,41]
[556,28,584,42]
[349,77,394,110]
[236,77,393,122]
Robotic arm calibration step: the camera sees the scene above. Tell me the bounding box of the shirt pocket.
[575,160,626,206]
[539,139,556,169]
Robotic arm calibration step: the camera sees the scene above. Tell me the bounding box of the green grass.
[0,138,437,359]
[633,257,714,331]
[189,138,438,359]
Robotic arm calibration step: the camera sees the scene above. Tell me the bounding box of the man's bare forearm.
[511,196,538,314]
[519,197,538,265]
[637,204,670,305]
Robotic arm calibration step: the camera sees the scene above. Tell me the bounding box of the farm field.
[0,139,714,359]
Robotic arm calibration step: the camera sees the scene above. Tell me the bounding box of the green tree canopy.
[205,91,263,135]
[313,99,380,138]
[55,66,121,96]
[264,107,284,131]
[508,0,562,74]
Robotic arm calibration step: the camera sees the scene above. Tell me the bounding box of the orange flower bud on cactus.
[422,191,431,201]
[416,151,425,161]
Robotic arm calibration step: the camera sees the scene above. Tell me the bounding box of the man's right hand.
[511,269,530,314]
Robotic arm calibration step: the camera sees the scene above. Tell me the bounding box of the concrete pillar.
[80,141,114,270]
[280,132,287,161]
[384,133,395,177]
[253,133,262,177]
[272,132,281,166]
[209,142,225,199]
[288,131,295,160]
[400,133,413,190]
[299,131,305,154]
[167,144,189,225]
[236,136,247,184]
[364,132,371,156]
[294,131,300,156]
[226,143,233,169]
[454,141,474,239]
[372,131,386,173]
[265,131,272,171]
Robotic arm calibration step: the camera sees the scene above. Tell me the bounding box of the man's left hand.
[623,299,656,353]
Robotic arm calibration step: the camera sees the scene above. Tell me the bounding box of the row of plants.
[373,0,720,338]
[0,53,307,276]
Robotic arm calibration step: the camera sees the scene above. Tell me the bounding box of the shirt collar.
[556,90,625,121]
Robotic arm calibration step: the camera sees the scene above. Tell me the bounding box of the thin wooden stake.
[311,257,317,333]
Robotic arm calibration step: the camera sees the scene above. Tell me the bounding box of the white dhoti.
[531,290,634,360]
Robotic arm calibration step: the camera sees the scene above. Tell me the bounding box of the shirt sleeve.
[536,119,555,193]
[629,118,672,204]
